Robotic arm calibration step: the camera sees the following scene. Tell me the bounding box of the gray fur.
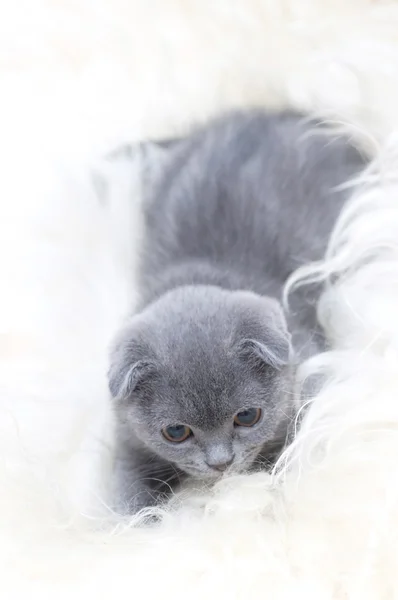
[109,111,365,514]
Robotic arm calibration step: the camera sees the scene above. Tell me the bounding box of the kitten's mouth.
[186,468,224,481]
[184,462,250,481]
[181,446,266,480]
[181,464,228,481]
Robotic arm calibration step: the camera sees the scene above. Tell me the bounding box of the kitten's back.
[140,111,365,301]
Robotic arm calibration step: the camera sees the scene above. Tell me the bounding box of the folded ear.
[238,335,292,371]
[108,357,157,400]
[108,324,158,400]
[234,294,293,371]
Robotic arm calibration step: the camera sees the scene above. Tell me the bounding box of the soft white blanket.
[1,1,398,598]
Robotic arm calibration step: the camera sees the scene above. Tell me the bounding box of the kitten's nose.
[206,456,234,472]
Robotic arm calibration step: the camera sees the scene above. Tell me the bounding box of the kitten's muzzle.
[205,455,235,472]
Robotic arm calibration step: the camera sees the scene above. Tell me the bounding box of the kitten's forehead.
[145,290,239,372]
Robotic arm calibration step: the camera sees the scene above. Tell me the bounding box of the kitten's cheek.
[240,447,261,467]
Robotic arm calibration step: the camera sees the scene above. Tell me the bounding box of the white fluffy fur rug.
[2,1,398,598]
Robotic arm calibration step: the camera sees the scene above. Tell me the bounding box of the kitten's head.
[109,285,295,480]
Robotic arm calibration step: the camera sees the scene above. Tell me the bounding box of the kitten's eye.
[162,424,192,443]
[234,408,262,427]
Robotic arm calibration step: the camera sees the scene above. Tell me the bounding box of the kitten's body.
[109,111,365,513]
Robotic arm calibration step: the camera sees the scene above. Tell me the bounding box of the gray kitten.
[108,111,365,514]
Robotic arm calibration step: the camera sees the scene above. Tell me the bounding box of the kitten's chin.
[182,467,223,482]
[183,463,251,482]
